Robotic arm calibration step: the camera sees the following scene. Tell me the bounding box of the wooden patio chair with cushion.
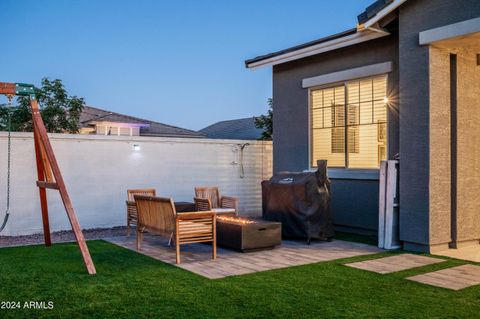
[134,195,216,264]
[126,188,156,236]
[194,187,238,216]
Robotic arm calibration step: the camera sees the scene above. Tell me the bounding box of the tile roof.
[80,106,205,138]
[357,0,395,25]
[200,117,264,140]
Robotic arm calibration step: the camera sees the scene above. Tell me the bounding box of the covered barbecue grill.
[261,160,334,243]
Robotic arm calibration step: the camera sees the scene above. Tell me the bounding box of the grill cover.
[261,160,334,242]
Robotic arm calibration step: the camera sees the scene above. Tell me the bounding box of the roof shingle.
[80,106,204,138]
[200,117,264,140]
[357,0,395,25]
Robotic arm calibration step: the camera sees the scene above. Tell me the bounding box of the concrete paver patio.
[345,254,445,274]
[106,234,381,279]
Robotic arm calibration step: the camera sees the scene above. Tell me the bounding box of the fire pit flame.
[217,216,256,224]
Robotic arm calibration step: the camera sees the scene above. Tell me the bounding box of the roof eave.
[245,0,409,70]
[140,133,205,138]
[245,29,388,70]
[357,0,407,30]
[88,120,150,128]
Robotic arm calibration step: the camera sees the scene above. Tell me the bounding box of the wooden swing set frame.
[1,82,96,275]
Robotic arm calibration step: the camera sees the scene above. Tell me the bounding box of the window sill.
[304,168,380,180]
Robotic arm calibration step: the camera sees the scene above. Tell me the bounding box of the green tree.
[0,78,85,133]
[254,98,273,140]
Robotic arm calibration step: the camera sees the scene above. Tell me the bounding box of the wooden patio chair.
[194,187,238,216]
[126,188,156,236]
[134,195,216,264]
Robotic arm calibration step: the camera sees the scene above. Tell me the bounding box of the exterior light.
[133,144,140,151]
[383,97,389,104]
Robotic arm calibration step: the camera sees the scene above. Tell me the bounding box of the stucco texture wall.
[429,44,480,248]
[0,133,272,236]
[428,46,452,248]
[455,47,480,244]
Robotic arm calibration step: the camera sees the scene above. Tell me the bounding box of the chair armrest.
[176,211,215,220]
[194,197,211,211]
[126,201,137,213]
[176,211,216,247]
[221,196,238,212]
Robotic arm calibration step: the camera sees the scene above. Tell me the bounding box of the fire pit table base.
[216,217,281,252]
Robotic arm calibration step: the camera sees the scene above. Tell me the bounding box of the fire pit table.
[216,216,281,252]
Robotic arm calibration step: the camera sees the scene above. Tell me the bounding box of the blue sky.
[0,0,372,130]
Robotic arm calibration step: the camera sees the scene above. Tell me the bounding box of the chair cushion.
[212,208,236,214]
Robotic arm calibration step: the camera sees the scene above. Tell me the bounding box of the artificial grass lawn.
[1,239,480,319]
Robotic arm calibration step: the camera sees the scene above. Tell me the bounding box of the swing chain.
[0,94,14,233]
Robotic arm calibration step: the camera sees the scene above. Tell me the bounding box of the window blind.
[311,74,388,169]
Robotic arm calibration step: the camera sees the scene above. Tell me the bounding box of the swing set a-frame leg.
[0,81,96,275]
[31,99,96,275]
[33,127,52,247]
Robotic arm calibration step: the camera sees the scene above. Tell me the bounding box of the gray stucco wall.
[331,179,380,233]
[272,34,399,233]
[398,0,480,251]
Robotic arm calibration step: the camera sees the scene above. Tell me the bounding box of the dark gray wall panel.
[271,35,398,233]
[331,179,380,232]
[272,35,399,173]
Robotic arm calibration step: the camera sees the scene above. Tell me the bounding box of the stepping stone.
[345,254,445,274]
[407,264,480,290]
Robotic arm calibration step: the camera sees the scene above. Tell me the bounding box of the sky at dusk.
[1,0,373,130]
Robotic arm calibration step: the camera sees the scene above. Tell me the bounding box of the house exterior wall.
[455,46,480,245]
[272,34,399,233]
[429,44,480,249]
[428,46,452,249]
[0,133,272,236]
[398,0,480,252]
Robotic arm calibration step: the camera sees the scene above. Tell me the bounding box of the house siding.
[272,34,399,233]
[398,0,480,251]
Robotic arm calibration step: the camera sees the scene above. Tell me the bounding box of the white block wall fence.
[0,133,273,236]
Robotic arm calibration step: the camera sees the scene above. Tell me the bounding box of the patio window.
[310,74,387,169]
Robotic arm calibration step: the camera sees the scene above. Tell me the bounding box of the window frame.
[308,74,389,171]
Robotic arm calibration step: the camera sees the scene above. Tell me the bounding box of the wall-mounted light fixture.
[133,144,141,151]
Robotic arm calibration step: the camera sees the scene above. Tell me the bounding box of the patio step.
[344,254,445,274]
[407,264,480,290]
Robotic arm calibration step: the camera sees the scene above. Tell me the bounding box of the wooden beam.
[33,124,52,247]
[36,181,59,190]
[0,82,16,95]
[36,133,54,183]
[31,99,96,275]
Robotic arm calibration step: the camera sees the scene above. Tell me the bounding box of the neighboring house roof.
[245,0,407,69]
[80,106,205,138]
[200,117,264,140]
